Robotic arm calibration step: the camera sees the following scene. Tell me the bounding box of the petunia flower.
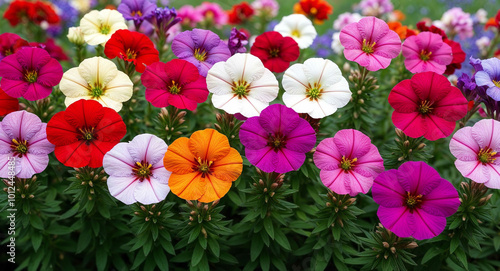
[293,0,333,25]
[314,129,384,196]
[46,99,126,168]
[228,27,249,55]
[147,7,182,41]
[251,0,279,18]
[227,2,254,25]
[163,129,242,203]
[3,0,60,26]
[117,0,156,29]
[333,12,362,31]
[0,33,29,60]
[372,161,460,240]
[141,59,208,111]
[104,29,159,73]
[450,119,500,189]
[178,5,202,28]
[359,0,393,17]
[250,31,300,73]
[239,104,316,173]
[80,9,128,46]
[0,87,19,117]
[474,57,500,101]
[206,53,279,118]
[59,56,133,112]
[0,47,63,101]
[339,16,401,72]
[104,134,171,205]
[172,29,231,77]
[0,111,54,178]
[274,14,317,49]
[402,32,453,74]
[388,72,468,141]
[197,2,228,28]
[282,58,351,118]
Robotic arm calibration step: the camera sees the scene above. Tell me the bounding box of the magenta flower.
[313,129,384,196]
[372,161,460,240]
[239,104,316,174]
[450,119,500,189]
[171,29,231,77]
[0,111,54,179]
[103,134,171,205]
[178,5,203,27]
[197,2,228,28]
[402,32,453,74]
[0,47,62,101]
[339,16,401,71]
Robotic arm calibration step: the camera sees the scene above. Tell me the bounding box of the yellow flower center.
[79,127,95,143]
[5,49,13,56]
[267,133,286,151]
[11,138,29,157]
[169,81,181,94]
[194,48,208,61]
[130,10,143,17]
[125,48,137,60]
[306,82,323,101]
[100,24,111,35]
[195,157,213,178]
[362,39,376,54]
[493,80,500,88]
[232,80,250,99]
[310,7,318,15]
[24,70,38,83]
[418,100,433,114]
[405,192,423,211]
[419,49,432,61]
[478,147,497,164]
[133,161,153,181]
[340,156,357,171]
[291,29,301,38]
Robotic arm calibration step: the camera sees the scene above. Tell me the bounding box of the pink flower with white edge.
[402,32,453,74]
[339,16,401,72]
[450,119,500,189]
[103,134,171,205]
[314,129,384,196]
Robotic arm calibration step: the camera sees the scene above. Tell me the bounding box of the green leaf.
[198,235,208,250]
[271,257,287,271]
[450,237,460,254]
[263,218,274,239]
[274,230,291,251]
[154,248,169,271]
[191,243,205,266]
[454,247,468,270]
[493,235,500,251]
[30,215,44,230]
[151,225,159,241]
[46,223,73,235]
[188,225,201,244]
[208,237,220,258]
[251,235,264,261]
[77,228,92,253]
[98,206,110,219]
[143,236,153,256]
[96,246,107,271]
[260,250,270,271]
[421,247,441,264]
[31,231,43,252]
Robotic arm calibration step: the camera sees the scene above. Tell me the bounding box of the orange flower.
[388,21,417,40]
[293,0,332,25]
[164,129,243,203]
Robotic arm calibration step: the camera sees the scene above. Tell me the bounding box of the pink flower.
[197,2,227,28]
[437,7,474,40]
[450,119,500,189]
[402,32,453,74]
[339,16,401,71]
[372,161,460,240]
[178,5,202,27]
[313,129,384,196]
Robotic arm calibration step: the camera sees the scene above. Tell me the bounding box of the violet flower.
[228,27,248,55]
[475,57,500,101]
[0,111,55,179]
[147,7,181,40]
[118,0,156,29]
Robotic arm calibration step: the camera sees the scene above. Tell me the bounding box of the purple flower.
[475,57,500,101]
[147,7,181,40]
[103,134,171,205]
[118,0,157,29]
[172,29,231,77]
[0,47,63,101]
[0,111,54,179]
[372,161,460,240]
[239,104,316,174]
[358,0,393,17]
[228,27,248,55]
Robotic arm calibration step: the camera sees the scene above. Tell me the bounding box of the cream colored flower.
[67,27,85,45]
[274,14,317,49]
[59,57,133,112]
[80,9,128,46]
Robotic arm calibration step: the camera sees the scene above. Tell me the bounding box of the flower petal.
[372,169,406,207]
[420,179,459,217]
[164,137,196,174]
[1,111,42,141]
[211,148,242,182]
[198,174,232,203]
[450,127,479,161]
[127,134,168,165]
[377,206,415,238]
[412,209,446,240]
[189,129,230,162]
[168,172,206,200]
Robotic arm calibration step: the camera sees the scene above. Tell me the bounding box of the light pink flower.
[313,129,384,196]
[402,32,453,74]
[450,119,500,189]
[178,5,202,27]
[197,2,227,28]
[437,7,474,40]
[252,0,279,18]
[333,12,362,31]
[339,16,401,71]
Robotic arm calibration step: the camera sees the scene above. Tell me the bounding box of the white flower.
[59,57,133,112]
[282,58,351,119]
[475,9,488,24]
[274,14,317,49]
[67,27,85,45]
[476,36,491,54]
[330,32,344,54]
[80,9,128,46]
[206,53,279,118]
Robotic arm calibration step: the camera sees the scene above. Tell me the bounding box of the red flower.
[46,99,126,168]
[28,1,60,25]
[250,31,300,73]
[0,87,19,117]
[388,72,468,141]
[3,0,33,26]
[293,0,333,24]
[104,29,159,73]
[141,59,208,111]
[30,39,69,62]
[0,33,29,59]
[484,9,500,30]
[227,2,254,24]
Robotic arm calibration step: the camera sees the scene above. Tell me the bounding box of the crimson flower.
[30,39,70,62]
[250,31,300,73]
[0,33,29,60]
[46,99,127,168]
[104,29,159,73]
[141,59,208,111]
[3,0,59,26]
[388,72,468,141]
[0,87,19,117]
[227,2,254,24]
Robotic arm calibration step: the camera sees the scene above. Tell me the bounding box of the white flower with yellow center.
[59,57,133,112]
[80,9,128,46]
[282,58,351,119]
[206,53,279,118]
[274,14,317,49]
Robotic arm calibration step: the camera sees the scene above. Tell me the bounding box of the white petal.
[224,53,265,83]
[303,58,342,87]
[283,63,309,95]
[107,175,139,205]
[127,134,168,165]
[78,57,118,86]
[282,93,316,115]
[103,142,136,177]
[211,94,267,117]
[274,14,317,49]
[321,79,352,108]
[97,96,123,112]
[104,71,133,103]
[206,62,235,95]
[310,99,338,118]
[247,69,279,103]
[60,67,90,98]
[134,178,169,204]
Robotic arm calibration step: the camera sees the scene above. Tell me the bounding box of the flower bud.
[68,27,85,45]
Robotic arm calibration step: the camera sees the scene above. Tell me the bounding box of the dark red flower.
[293,0,333,24]
[416,21,447,39]
[46,99,126,168]
[30,39,69,62]
[250,31,300,73]
[0,33,29,60]
[105,29,160,73]
[227,2,254,24]
[0,87,19,117]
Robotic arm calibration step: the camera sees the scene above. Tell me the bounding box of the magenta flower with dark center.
[171,28,231,77]
[0,47,62,101]
[372,161,460,240]
[239,104,316,173]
